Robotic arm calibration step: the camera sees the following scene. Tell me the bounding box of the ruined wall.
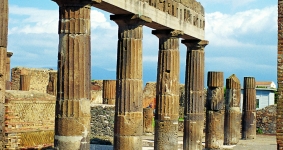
[11,67,56,93]
[257,105,276,134]
[90,104,115,144]
[4,90,55,149]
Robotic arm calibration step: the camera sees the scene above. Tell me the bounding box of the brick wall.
[278,0,283,148]
[4,90,55,149]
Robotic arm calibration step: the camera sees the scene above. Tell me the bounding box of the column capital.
[182,39,209,50]
[52,0,93,6]
[110,14,152,26]
[152,29,183,39]
[7,52,13,58]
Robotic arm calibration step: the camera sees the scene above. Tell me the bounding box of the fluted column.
[110,14,151,150]
[242,77,256,140]
[53,0,93,149]
[102,80,116,105]
[224,74,241,145]
[153,29,183,150]
[0,0,8,148]
[182,40,208,150]
[205,71,224,149]
[6,52,13,81]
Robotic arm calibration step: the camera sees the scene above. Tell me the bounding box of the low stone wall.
[256,105,276,134]
[90,104,115,144]
[4,90,55,149]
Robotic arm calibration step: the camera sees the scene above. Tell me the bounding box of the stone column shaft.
[205,71,224,149]
[6,52,13,82]
[47,72,57,96]
[242,77,256,140]
[278,1,283,149]
[143,108,154,134]
[0,2,8,147]
[102,80,116,105]
[153,29,183,150]
[182,40,208,150]
[110,14,151,150]
[53,1,92,149]
[20,75,31,91]
[224,74,241,145]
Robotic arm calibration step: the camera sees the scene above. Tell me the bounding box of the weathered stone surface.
[224,74,241,145]
[182,39,208,150]
[278,2,283,148]
[111,14,150,150]
[143,82,156,108]
[102,80,116,105]
[54,2,92,149]
[153,29,182,150]
[257,105,276,134]
[242,77,256,140]
[205,71,224,150]
[91,80,103,105]
[47,72,57,96]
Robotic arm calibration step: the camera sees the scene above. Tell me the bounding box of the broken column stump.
[182,40,208,150]
[224,74,241,145]
[110,14,152,150]
[20,75,30,91]
[143,108,154,134]
[6,52,13,82]
[205,71,224,149]
[53,1,92,149]
[242,77,256,140]
[102,80,116,105]
[153,29,183,150]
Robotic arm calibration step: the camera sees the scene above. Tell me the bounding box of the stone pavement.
[91,133,277,150]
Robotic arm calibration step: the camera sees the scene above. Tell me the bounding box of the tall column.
[53,1,93,149]
[0,0,8,148]
[224,74,241,145]
[182,40,208,150]
[278,0,283,149]
[102,80,116,105]
[153,29,183,150]
[205,71,224,150]
[110,14,151,150]
[143,108,154,134]
[242,77,256,140]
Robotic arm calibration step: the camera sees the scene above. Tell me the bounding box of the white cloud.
[205,5,277,47]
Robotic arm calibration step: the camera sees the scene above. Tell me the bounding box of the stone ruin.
[0,0,281,149]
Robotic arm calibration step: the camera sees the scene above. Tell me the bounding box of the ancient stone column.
[20,75,30,91]
[242,77,256,140]
[52,1,94,149]
[205,71,224,149]
[0,0,8,148]
[110,14,151,150]
[153,29,183,150]
[224,74,241,145]
[6,52,13,81]
[102,80,116,105]
[278,1,283,149]
[5,52,13,90]
[47,72,57,96]
[182,40,208,150]
[143,108,154,134]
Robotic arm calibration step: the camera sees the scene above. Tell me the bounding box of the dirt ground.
[233,134,277,150]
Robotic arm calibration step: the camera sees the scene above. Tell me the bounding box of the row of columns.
[51,0,208,149]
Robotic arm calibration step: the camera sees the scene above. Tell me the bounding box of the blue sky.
[8,0,277,87]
